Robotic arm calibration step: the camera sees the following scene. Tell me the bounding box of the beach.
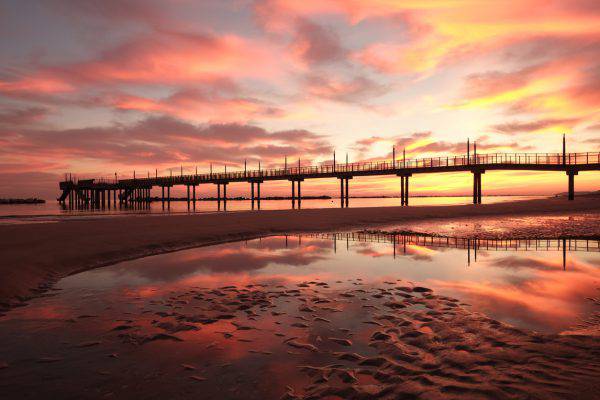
[2,196,599,306]
[1,197,600,399]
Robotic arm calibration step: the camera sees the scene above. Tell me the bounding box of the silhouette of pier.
[58,146,600,210]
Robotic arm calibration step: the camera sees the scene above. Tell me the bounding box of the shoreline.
[1,196,599,308]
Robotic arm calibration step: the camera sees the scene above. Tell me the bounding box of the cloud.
[0,107,49,127]
[352,131,534,160]
[304,74,387,103]
[451,37,600,130]
[0,171,62,199]
[490,118,583,135]
[291,19,348,65]
[48,0,166,26]
[0,115,333,171]
[0,30,281,97]
[111,88,285,123]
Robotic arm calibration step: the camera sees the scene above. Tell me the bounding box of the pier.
[58,149,600,210]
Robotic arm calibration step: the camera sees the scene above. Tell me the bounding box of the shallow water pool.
[0,233,598,399]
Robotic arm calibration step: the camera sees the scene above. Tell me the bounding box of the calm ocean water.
[0,196,542,220]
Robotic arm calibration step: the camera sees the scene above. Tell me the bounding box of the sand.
[1,279,598,399]
[1,197,600,399]
[1,196,599,307]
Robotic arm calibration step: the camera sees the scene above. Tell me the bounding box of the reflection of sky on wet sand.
[51,235,600,333]
[1,234,599,398]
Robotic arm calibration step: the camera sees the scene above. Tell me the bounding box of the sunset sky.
[0,0,598,199]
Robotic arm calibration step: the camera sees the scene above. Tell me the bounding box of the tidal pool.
[0,233,598,399]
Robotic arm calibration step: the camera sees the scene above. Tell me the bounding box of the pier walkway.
[58,151,600,209]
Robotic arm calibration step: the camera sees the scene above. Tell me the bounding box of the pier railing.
[62,151,600,185]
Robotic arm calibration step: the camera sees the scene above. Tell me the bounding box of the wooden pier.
[58,150,600,210]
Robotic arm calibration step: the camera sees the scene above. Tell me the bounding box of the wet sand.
[1,198,600,399]
[1,196,599,307]
[1,279,599,399]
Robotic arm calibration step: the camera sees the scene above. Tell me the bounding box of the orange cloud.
[0,75,74,94]
[258,0,600,74]
[0,31,282,98]
[112,90,285,123]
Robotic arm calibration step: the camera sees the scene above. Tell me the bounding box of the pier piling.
[567,170,577,200]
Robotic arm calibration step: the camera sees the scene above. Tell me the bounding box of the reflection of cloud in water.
[354,242,434,262]
[429,256,600,332]
[244,236,333,251]
[110,243,331,282]
[490,255,587,273]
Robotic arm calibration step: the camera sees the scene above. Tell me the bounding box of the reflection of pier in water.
[283,232,600,270]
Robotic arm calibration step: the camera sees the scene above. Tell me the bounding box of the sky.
[0,0,598,199]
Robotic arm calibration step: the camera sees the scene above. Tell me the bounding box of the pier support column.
[339,178,345,208]
[567,170,577,200]
[400,176,405,206]
[217,184,221,211]
[186,185,190,209]
[291,180,296,209]
[345,177,350,208]
[398,174,411,206]
[107,190,111,208]
[161,186,165,209]
[404,175,410,206]
[113,190,116,207]
[297,180,302,209]
[257,181,261,210]
[473,174,477,204]
[192,185,196,210]
[223,183,228,211]
[472,170,484,204]
[251,182,255,210]
[478,174,482,204]
[167,186,171,209]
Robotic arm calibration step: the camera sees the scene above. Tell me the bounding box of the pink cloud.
[290,19,348,66]
[0,30,282,98]
[111,89,285,123]
[0,116,333,171]
[0,107,49,126]
[304,74,387,103]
